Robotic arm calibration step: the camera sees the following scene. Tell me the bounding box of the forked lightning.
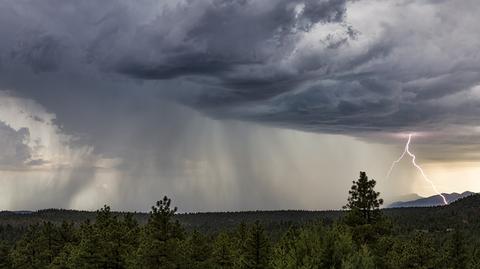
[387,134,448,205]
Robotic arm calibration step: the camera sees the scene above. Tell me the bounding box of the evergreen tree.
[181,230,213,269]
[341,245,375,269]
[0,240,11,269]
[122,213,141,267]
[8,220,75,268]
[446,229,468,269]
[67,205,139,269]
[344,171,383,225]
[233,222,248,269]
[2,191,480,269]
[386,232,438,269]
[39,222,64,265]
[321,225,355,269]
[134,196,184,269]
[65,220,102,268]
[270,223,358,269]
[57,221,77,248]
[370,235,395,268]
[289,224,325,268]
[235,223,248,246]
[49,244,74,269]
[343,171,389,245]
[468,243,480,269]
[213,232,234,269]
[239,221,270,269]
[270,227,298,269]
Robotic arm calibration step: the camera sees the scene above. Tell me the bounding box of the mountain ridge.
[388,191,476,208]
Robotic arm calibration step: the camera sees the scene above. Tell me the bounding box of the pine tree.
[343,172,389,245]
[239,221,270,269]
[39,222,64,265]
[344,171,383,225]
[134,196,184,269]
[446,229,468,269]
[322,225,355,269]
[122,213,141,267]
[270,227,298,269]
[233,222,248,269]
[10,222,67,268]
[66,219,105,268]
[295,224,325,268]
[58,221,77,247]
[341,245,375,269]
[0,240,11,269]
[67,205,138,269]
[468,243,480,269]
[181,230,213,269]
[213,232,234,269]
[386,232,438,269]
[9,224,54,268]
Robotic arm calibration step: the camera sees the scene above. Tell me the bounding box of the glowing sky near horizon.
[1,0,480,211]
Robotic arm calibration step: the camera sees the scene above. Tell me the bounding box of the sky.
[0,0,480,212]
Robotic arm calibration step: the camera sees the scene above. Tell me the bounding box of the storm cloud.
[0,0,479,211]
[1,0,480,136]
[0,122,32,167]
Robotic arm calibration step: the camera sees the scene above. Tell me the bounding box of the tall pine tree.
[239,221,270,269]
[134,196,184,269]
[213,232,234,269]
[344,171,383,225]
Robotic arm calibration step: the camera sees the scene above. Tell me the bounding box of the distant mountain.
[388,193,424,204]
[388,191,476,208]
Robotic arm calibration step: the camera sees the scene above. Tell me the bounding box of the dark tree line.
[0,171,479,268]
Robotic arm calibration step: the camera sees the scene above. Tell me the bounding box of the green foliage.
[180,230,213,269]
[341,245,375,269]
[343,171,390,246]
[10,222,70,269]
[270,227,299,269]
[54,206,139,269]
[2,184,480,269]
[238,221,270,269]
[270,222,379,269]
[468,243,480,269]
[445,229,468,269]
[212,232,234,269]
[386,232,438,269]
[134,196,184,269]
[344,171,383,225]
[42,206,142,269]
[0,240,11,268]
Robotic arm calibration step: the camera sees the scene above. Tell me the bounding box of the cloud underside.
[1,0,480,139]
[2,0,480,210]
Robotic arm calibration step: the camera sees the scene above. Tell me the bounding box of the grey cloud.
[0,122,32,167]
[0,0,480,143]
[10,34,64,73]
[114,0,347,81]
[1,0,480,211]
[26,159,49,166]
[0,0,356,128]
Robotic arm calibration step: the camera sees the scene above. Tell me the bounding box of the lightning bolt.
[387,134,448,205]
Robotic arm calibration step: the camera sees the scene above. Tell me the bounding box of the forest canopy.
[0,172,479,269]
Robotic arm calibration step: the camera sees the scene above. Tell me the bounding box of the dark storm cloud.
[1,0,480,146]
[2,0,480,211]
[114,0,346,79]
[10,34,64,73]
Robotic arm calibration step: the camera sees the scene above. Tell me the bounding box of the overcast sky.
[1,0,480,212]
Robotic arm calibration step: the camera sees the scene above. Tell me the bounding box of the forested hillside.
[2,195,478,234]
[0,172,479,268]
